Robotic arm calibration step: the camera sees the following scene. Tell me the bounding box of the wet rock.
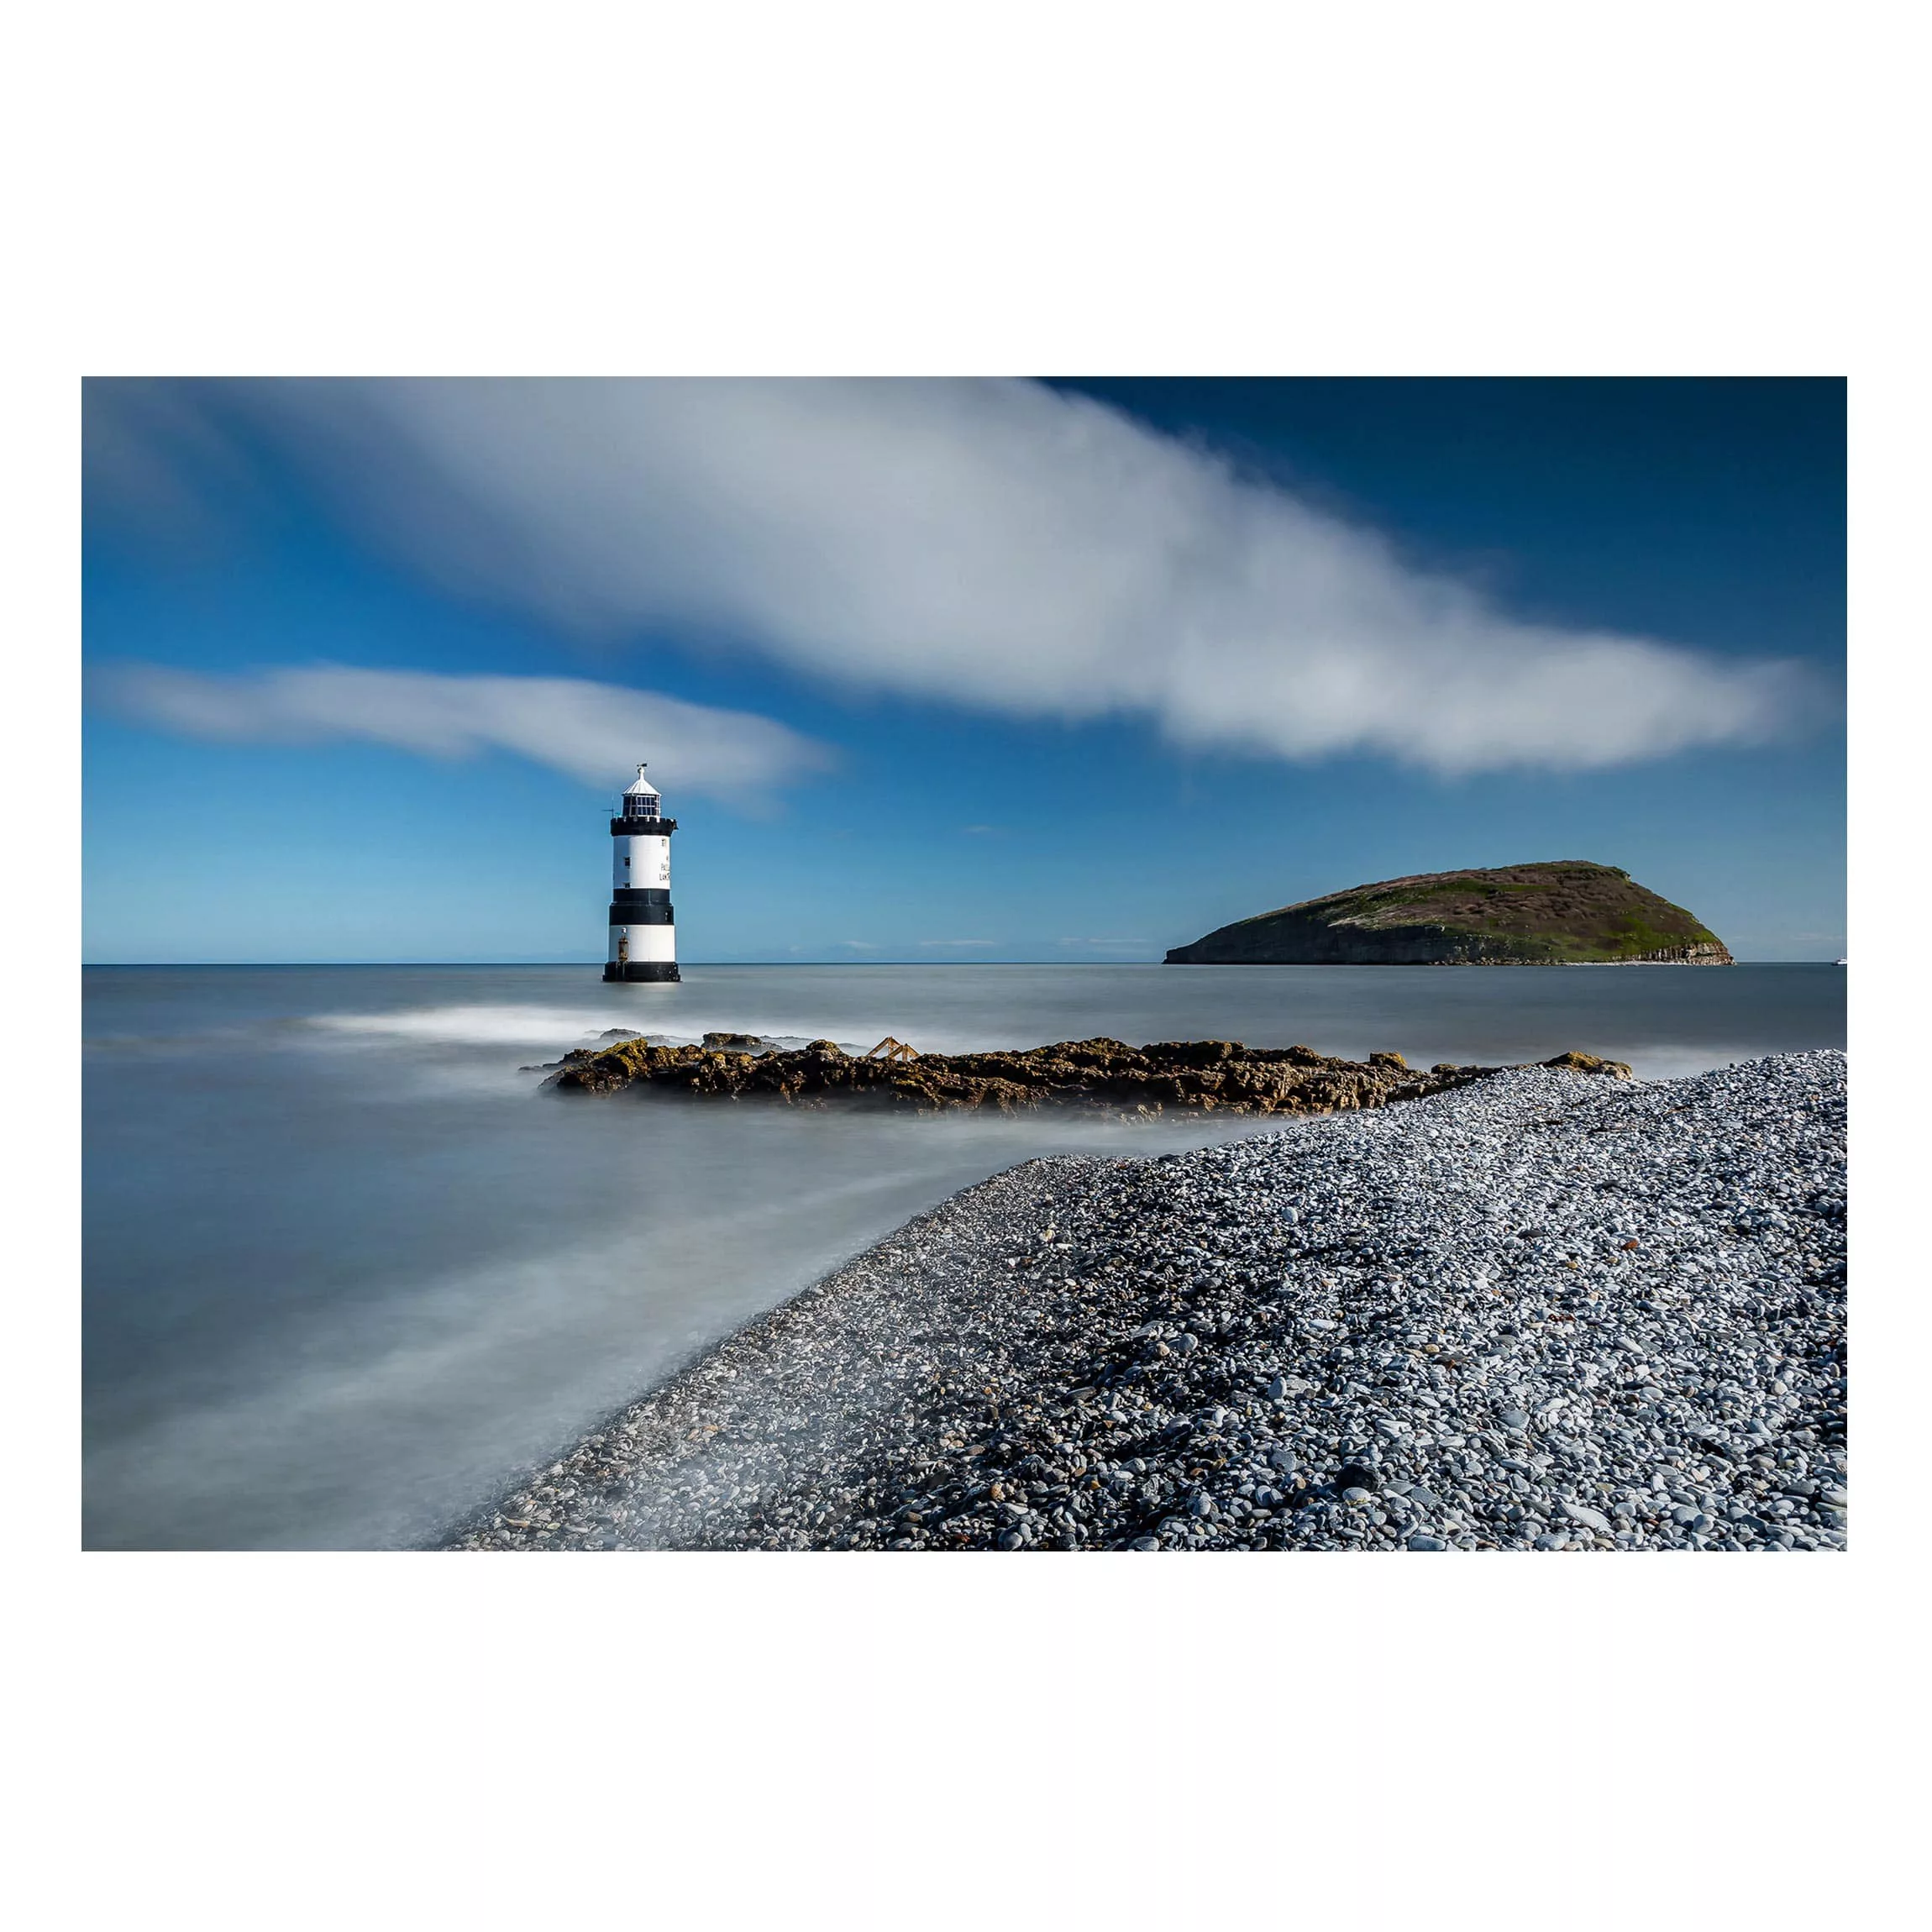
[543,1032,1604,1119]
[1541,1051,1633,1079]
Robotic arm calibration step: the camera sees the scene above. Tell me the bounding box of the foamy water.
[84,962,1844,1547]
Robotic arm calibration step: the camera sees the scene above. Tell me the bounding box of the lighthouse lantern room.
[604,764,680,982]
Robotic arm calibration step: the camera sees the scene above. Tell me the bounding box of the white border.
[17,5,1911,1927]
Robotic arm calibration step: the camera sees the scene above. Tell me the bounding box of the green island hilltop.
[1165,860,1735,966]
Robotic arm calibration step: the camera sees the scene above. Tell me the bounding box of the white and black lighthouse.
[604,764,680,982]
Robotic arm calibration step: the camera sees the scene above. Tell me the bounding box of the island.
[1164,860,1734,966]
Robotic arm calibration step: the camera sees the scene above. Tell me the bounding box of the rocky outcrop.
[549,1035,1630,1116]
[1165,861,1735,966]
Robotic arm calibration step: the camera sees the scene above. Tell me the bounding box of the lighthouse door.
[617,932,630,968]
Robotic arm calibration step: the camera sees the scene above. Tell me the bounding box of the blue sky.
[83,378,1845,963]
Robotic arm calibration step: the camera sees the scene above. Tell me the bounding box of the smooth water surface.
[84,963,1844,1548]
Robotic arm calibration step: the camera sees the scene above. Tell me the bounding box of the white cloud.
[92,662,833,801]
[95,379,1814,773]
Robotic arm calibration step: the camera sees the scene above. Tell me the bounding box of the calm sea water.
[83,962,1844,1549]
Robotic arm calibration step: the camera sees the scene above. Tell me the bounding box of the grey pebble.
[1562,1502,1612,1534]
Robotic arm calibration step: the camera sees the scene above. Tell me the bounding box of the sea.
[82,962,1845,1549]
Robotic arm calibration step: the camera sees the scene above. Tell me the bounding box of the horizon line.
[81,957,1845,969]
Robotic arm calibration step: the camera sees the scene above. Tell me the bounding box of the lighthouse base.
[604,961,681,983]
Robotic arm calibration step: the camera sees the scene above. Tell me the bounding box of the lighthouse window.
[628,795,658,818]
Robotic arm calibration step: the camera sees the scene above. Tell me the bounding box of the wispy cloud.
[916,938,998,948]
[90,379,1815,774]
[91,661,833,801]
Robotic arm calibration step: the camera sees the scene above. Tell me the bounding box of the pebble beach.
[445,1049,1846,1552]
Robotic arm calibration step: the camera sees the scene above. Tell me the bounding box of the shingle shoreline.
[444,1051,1845,1551]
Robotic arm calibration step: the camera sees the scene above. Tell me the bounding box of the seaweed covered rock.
[547,1034,1630,1116]
[1541,1050,1635,1078]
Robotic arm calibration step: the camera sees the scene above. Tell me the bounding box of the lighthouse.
[604,764,680,982]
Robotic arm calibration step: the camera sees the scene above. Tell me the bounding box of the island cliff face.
[1165,861,1735,966]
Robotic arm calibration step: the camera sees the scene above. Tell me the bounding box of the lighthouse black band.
[611,889,672,907]
[607,904,675,926]
[603,961,681,983]
[611,817,679,836]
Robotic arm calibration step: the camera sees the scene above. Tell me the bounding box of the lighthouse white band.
[613,834,672,889]
[607,922,677,963]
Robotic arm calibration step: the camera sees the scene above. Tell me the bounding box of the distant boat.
[1836,957,1848,966]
